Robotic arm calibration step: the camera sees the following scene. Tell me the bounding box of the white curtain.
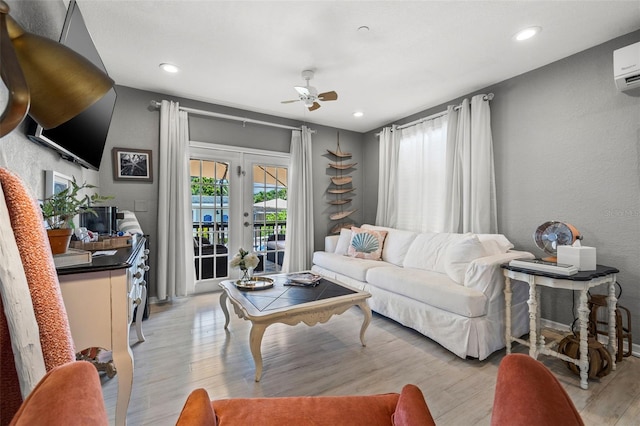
[282,126,314,272]
[396,115,448,232]
[156,100,195,299]
[375,125,399,227]
[443,94,497,233]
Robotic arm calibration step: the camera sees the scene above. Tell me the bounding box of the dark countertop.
[57,237,146,276]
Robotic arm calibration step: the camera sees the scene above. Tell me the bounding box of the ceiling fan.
[281,70,338,111]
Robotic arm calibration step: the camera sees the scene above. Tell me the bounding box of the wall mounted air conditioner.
[614,41,640,91]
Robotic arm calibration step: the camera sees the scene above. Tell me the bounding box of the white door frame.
[190,142,289,293]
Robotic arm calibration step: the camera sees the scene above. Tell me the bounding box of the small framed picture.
[44,170,73,199]
[112,148,153,182]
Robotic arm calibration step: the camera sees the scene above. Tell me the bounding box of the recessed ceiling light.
[159,63,180,73]
[514,26,541,41]
[353,111,364,118]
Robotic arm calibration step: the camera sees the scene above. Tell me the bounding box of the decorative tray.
[235,276,274,290]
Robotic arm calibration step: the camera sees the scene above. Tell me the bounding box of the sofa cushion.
[347,227,388,260]
[313,251,391,282]
[402,233,465,272]
[477,234,514,254]
[361,225,418,266]
[365,266,487,317]
[334,227,352,255]
[444,234,487,284]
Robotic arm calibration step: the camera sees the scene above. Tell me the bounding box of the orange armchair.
[9,361,108,426]
[491,354,584,426]
[176,384,435,426]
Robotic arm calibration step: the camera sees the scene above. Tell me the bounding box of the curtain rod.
[377,93,495,135]
[150,100,311,132]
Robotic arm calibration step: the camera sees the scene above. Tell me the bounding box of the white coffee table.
[219,273,372,381]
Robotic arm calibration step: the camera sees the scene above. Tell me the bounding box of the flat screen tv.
[27,0,116,171]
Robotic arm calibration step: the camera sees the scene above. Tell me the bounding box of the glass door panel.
[191,159,231,282]
[244,155,288,274]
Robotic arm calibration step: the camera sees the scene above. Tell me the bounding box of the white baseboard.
[540,318,639,358]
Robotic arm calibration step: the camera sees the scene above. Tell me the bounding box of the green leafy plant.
[41,179,112,230]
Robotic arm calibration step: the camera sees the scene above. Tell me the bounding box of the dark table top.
[241,278,357,312]
[501,263,619,281]
[56,237,146,276]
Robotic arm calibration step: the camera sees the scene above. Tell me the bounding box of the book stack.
[285,273,322,287]
[509,259,578,276]
[53,248,92,268]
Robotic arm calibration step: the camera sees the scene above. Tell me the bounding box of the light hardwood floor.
[101,291,640,425]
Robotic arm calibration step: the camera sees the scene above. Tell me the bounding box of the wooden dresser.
[57,237,148,426]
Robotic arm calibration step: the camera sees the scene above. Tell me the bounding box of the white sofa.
[312,224,534,360]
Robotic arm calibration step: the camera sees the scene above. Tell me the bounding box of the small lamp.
[0,1,114,137]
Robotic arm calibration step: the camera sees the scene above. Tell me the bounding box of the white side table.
[502,264,619,390]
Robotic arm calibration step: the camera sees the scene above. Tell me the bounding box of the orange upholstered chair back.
[491,354,584,426]
[0,168,75,425]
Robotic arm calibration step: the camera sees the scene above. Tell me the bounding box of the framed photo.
[44,170,72,199]
[112,148,153,182]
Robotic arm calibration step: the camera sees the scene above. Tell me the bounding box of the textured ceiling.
[76,1,640,133]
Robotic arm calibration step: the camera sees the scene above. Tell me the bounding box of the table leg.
[608,276,618,371]
[527,277,538,359]
[504,276,512,354]
[578,288,590,390]
[112,345,134,425]
[135,285,146,342]
[358,302,372,346]
[249,323,268,382]
[220,291,230,329]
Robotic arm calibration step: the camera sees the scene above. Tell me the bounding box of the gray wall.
[364,30,640,344]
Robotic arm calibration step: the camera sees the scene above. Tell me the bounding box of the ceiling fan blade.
[318,91,338,101]
[281,99,300,104]
[308,102,321,111]
[294,86,310,97]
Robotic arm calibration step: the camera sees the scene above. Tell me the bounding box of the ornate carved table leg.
[504,276,513,354]
[608,276,618,371]
[527,277,538,359]
[249,323,268,382]
[220,291,230,329]
[578,288,590,390]
[358,302,372,346]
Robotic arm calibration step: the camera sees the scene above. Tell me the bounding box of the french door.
[190,144,289,293]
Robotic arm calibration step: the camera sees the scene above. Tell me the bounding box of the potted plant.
[41,178,112,254]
